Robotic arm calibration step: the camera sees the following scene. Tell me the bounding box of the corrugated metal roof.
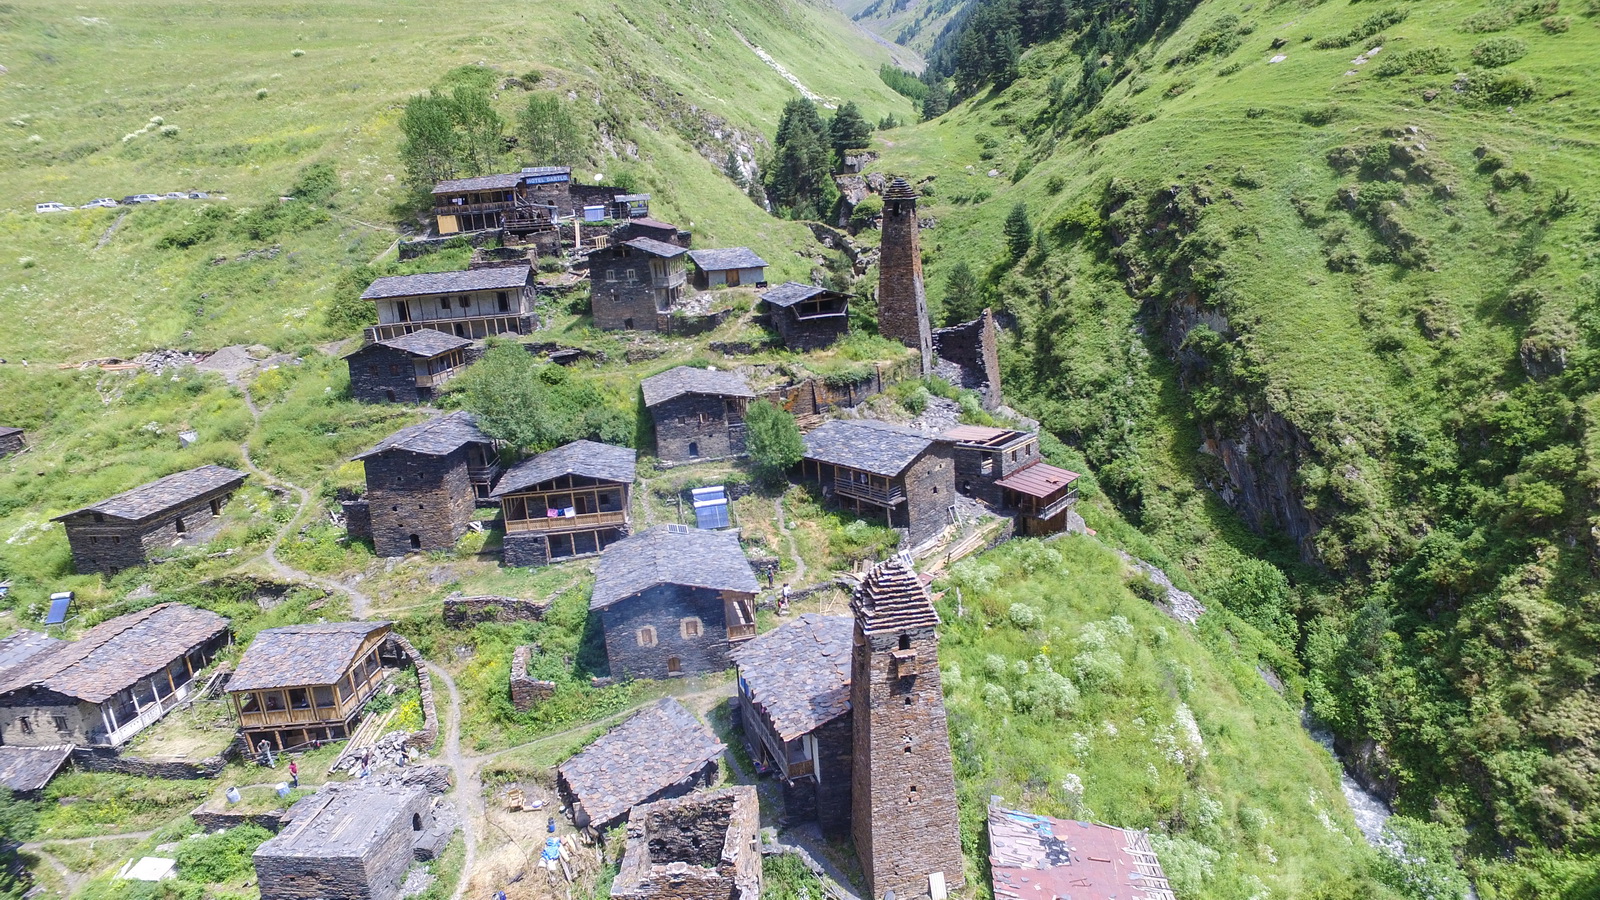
[228,621,391,692]
[590,525,758,610]
[360,266,530,300]
[640,366,755,407]
[995,462,1080,499]
[0,603,229,703]
[988,805,1176,900]
[731,614,851,740]
[491,441,636,497]
[53,465,248,524]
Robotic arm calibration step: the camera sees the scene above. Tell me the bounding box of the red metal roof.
[988,806,1176,900]
[995,462,1080,499]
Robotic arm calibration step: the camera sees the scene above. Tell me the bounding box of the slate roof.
[884,177,918,201]
[557,698,724,829]
[640,366,755,408]
[431,172,522,194]
[762,282,835,309]
[591,525,758,611]
[853,557,940,636]
[802,419,934,478]
[731,614,852,740]
[0,630,65,685]
[622,237,687,259]
[491,441,636,497]
[614,193,651,203]
[996,462,1081,499]
[0,603,229,704]
[259,781,425,858]
[53,465,248,524]
[0,426,22,437]
[522,165,572,179]
[625,218,679,232]
[687,248,768,271]
[354,412,494,460]
[228,621,392,692]
[349,330,473,359]
[0,745,73,793]
[988,806,1176,900]
[360,266,530,300]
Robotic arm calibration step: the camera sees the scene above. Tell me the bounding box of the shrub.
[290,48,305,57]
[159,125,178,136]
[1471,37,1528,68]
[255,88,268,99]
[1541,14,1571,31]
[745,400,805,484]
[1007,602,1041,629]
[1464,68,1539,106]
[1460,9,1513,32]
[1375,47,1455,77]
[1313,8,1407,49]
[1045,174,1066,194]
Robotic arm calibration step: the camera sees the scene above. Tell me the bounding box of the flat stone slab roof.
[731,614,851,741]
[557,698,724,829]
[54,465,247,523]
[257,781,426,859]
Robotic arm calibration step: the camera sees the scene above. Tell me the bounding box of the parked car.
[35,202,72,213]
[163,192,187,200]
[122,194,163,204]
[186,191,209,200]
[81,198,119,209]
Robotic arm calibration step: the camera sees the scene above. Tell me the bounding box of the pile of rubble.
[134,349,205,375]
[332,731,416,775]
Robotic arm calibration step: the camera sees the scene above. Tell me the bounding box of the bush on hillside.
[1374,47,1455,77]
[744,400,804,484]
[1463,68,1539,106]
[1471,36,1528,68]
[1312,7,1407,49]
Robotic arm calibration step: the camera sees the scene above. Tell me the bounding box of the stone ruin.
[509,645,557,712]
[254,781,449,900]
[612,786,762,900]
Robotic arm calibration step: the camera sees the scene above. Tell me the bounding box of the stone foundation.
[509,646,558,712]
[441,595,550,627]
[73,737,241,780]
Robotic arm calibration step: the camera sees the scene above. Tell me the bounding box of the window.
[313,685,336,709]
[413,813,423,831]
[460,295,471,308]
[680,617,703,639]
[497,291,510,312]
[18,717,32,735]
[688,441,700,458]
[174,516,187,534]
[606,269,616,283]
[289,688,311,709]
[93,513,104,524]
[409,534,422,550]
[49,715,68,731]
[238,693,260,714]
[389,364,402,375]
[368,365,380,375]
[385,390,397,403]
[264,691,286,712]
[626,268,637,282]
[637,626,658,647]
[667,656,682,675]
[899,634,912,651]
[441,297,452,310]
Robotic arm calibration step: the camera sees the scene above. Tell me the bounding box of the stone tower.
[878,178,934,375]
[849,556,965,900]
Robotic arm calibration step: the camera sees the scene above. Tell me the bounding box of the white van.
[35,202,72,213]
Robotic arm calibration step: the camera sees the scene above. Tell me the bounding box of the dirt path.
[426,663,480,900]
[773,496,807,586]
[231,377,374,617]
[21,830,157,898]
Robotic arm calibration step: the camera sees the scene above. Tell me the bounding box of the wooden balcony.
[433,201,514,216]
[415,368,461,389]
[1025,488,1078,521]
[726,598,756,642]
[238,691,362,731]
[365,317,525,342]
[505,509,628,534]
[833,478,905,508]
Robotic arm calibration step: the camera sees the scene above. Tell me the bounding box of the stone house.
[760,282,849,352]
[996,462,1080,536]
[589,238,688,332]
[939,425,1041,504]
[430,172,521,235]
[344,330,472,405]
[0,603,229,749]
[731,614,854,838]
[641,367,755,465]
[590,525,759,680]
[492,440,636,568]
[687,248,768,289]
[228,621,394,751]
[0,426,25,458]
[799,419,956,546]
[614,218,689,248]
[613,786,762,900]
[354,412,501,558]
[850,558,964,900]
[53,465,249,576]
[255,781,445,900]
[987,804,1175,900]
[360,265,536,343]
[556,697,725,833]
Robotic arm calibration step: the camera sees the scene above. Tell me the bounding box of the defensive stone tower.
[878,178,933,375]
[849,556,965,900]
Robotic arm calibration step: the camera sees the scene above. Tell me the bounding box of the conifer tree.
[942,261,982,325]
[1003,202,1033,259]
[764,98,837,220]
[829,101,873,154]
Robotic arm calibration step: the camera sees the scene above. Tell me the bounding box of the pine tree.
[764,99,837,220]
[921,79,950,120]
[829,101,873,154]
[745,400,805,484]
[723,150,746,189]
[942,261,982,326]
[1004,202,1033,259]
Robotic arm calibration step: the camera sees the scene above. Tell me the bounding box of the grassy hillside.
[0,0,914,362]
[833,0,970,57]
[872,0,1600,892]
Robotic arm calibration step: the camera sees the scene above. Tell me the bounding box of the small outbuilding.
[492,440,636,568]
[0,745,73,796]
[940,425,1041,504]
[800,419,955,546]
[731,614,854,837]
[228,621,394,751]
[613,786,762,900]
[345,330,473,405]
[0,426,25,458]
[641,366,756,465]
[760,282,849,351]
[0,603,229,748]
[53,465,249,576]
[987,804,1175,900]
[556,697,724,834]
[254,781,445,900]
[591,525,759,680]
[354,412,501,557]
[687,248,768,290]
[996,462,1080,536]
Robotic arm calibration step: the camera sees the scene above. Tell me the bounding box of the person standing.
[288,760,299,789]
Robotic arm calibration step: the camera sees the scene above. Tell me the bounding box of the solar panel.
[692,486,730,530]
[44,593,72,625]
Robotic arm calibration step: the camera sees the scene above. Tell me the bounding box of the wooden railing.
[433,201,514,216]
[833,479,905,507]
[415,369,459,389]
[103,680,192,746]
[728,622,757,640]
[238,693,360,730]
[504,510,627,534]
[1027,489,1078,521]
[365,317,524,342]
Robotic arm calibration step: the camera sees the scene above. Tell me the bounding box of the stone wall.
[61,487,238,576]
[383,634,438,751]
[754,357,919,419]
[771,308,848,352]
[600,584,746,680]
[591,246,665,331]
[651,394,745,465]
[194,809,289,832]
[509,646,557,712]
[73,736,241,780]
[931,308,1003,410]
[364,448,475,558]
[613,787,761,900]
[343,500,373,540]
[901,443,957,547]
[441,595,550,627]
[398,231,497,260]
[850,621,965,900]
[347,344,426,405]
[0,432,24,457]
